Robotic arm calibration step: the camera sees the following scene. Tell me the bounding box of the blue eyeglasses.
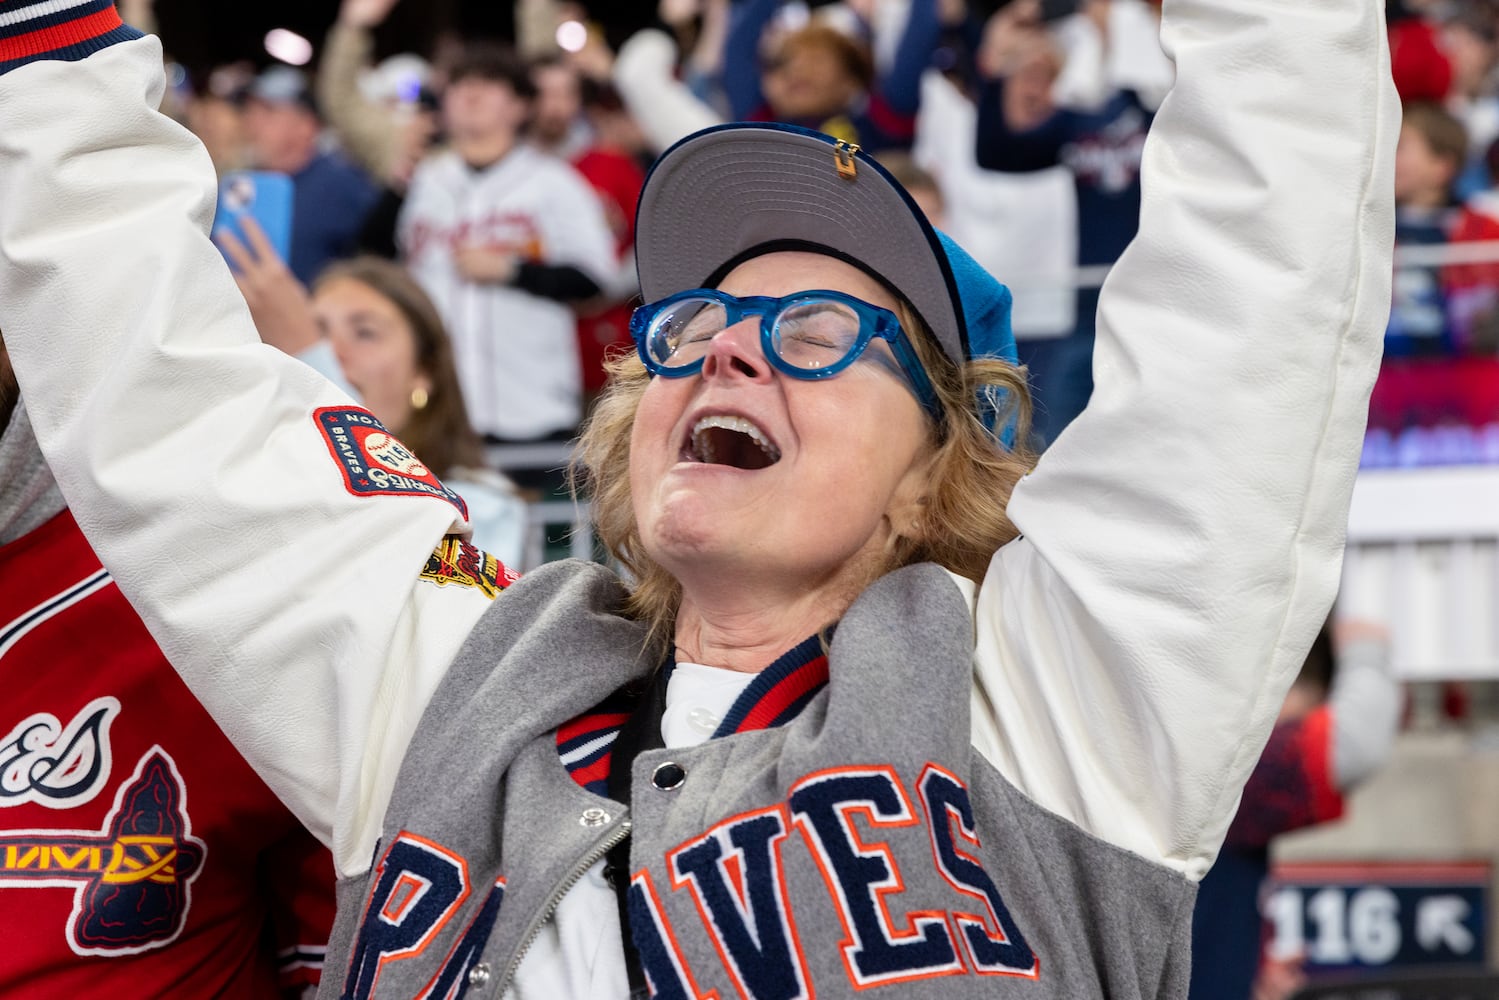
[629,288,940,419]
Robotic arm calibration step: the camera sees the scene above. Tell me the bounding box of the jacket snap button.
[652,762,686,791]
[468,962,491,987]
[579,807,611,827]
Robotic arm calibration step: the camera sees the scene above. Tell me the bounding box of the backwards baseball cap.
[634,122,1018,389]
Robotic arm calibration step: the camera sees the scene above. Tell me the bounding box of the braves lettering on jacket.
[323,562,1195,998]
[0,509,337,998]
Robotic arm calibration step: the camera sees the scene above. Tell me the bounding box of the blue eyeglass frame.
[629,288,941,420]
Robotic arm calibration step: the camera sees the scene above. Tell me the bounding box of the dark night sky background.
[152,0,663,80]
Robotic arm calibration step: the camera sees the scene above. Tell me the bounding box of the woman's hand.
[217,217,322,355]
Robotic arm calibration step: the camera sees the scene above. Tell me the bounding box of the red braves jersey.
[0,509,335,998]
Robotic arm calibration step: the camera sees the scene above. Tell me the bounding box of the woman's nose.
[700,317,772,382]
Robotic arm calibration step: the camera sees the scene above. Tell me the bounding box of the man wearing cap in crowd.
[243,64,381,284]
[397,42,618,458]
[0,0,1395,998]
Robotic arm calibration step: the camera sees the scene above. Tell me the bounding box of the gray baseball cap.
[633,122,1017,371]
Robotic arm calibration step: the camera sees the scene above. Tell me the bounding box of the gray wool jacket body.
[320,559,1196,999]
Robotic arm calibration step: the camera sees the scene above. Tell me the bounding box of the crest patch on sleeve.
[420,538,519,599]
[314,407,469,520]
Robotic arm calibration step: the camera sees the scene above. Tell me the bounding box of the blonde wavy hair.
[572,300,1035,644]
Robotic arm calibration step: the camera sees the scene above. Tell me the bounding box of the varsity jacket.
[0,0,1397,997]
[321,559,1197,997]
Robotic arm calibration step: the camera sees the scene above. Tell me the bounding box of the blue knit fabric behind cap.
[936,230,1016,367]
[935,230,1018,443]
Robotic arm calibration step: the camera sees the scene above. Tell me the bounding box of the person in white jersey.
[398,42,618,446]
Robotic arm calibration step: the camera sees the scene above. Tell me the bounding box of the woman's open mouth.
[683,415,782,470]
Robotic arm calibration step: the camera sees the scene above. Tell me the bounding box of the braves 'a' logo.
[0,747,206,956]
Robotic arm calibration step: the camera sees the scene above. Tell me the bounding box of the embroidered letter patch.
[314,407,469,520]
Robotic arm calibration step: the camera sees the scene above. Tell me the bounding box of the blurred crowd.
[124,0,1499,493]
[131,0,1169,502]
[103,0,1497,996]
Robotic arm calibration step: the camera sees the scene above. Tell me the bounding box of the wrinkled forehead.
[712,250,900,314]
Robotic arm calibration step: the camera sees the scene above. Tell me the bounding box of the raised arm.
[0,20,497,873]
[972,4,1071,172]
[973,76,1071,172]
[968,0,1398,878]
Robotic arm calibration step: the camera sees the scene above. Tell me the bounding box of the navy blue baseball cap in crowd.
[633,122,1019,403]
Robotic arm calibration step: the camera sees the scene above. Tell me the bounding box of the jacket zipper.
[496,818,632,995]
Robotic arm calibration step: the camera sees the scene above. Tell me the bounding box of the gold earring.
[410,386,430,410]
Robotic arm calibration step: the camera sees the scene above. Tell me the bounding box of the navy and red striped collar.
[557,635,830,795]
[707,634,828,737]
[0,0,142,76]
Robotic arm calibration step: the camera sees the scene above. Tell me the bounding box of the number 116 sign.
[1264,861,1490,972]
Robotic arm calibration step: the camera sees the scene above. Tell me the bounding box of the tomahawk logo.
[0,747,207,956]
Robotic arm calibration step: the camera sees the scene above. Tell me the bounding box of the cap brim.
[634,123,968,364]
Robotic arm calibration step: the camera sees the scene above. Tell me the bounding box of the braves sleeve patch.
[314,407,470,520]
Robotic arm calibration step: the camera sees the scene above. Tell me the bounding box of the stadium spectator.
[397,42,617,455]
[1441,2,1499,198]
[185,63,254,175]
[1389,101,1470,357]
[912,40,1078,350]
[242,66,381,285]
[975,0,1160,446]
[317,0,439,193]
[532,52,596,161]
[722,0,944,152]
[219,221,528,565]
[1389,0,1455,102]
[1364,99,1499,467]
[0,339,337,997]
[532,55,649,397]
[876,150,947,226]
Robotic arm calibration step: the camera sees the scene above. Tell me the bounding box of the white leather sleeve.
[0,37,498,876]
[966,0,1399,880]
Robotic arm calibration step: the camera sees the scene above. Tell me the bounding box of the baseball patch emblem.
[314,407,469,520]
